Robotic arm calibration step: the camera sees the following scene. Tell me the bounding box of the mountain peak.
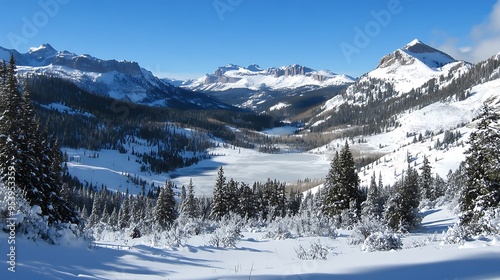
[377,39,457,71]
[405,38,423,48]
[402,39,452,58]
[29,43,56,53]
[247,64,262,71]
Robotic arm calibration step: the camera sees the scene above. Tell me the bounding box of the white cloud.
[438,0,500,62]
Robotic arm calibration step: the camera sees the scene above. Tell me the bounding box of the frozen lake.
[169,151,330,196]
[65,145,330,197]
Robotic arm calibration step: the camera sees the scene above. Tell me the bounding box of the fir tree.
[0,56,78,225]
[179,179,197,218]
[420,155,434,200]
[154,181,177,229]
[322,142,361,223]
[101,202,110,224]
[459,104,500,235]
[88,194,103,226]
[362,172,382,218]
[118,196,131,229]
[384,165,421,232]
[109,207,119,229]
[225,178,240,214]
[210,166,227,220]
[238,182,257,219]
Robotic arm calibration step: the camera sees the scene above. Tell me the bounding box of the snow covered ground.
[2,205,499,279]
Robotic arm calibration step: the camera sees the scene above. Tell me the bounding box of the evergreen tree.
[459,104,500,235]
[0,55,22,185]
[118,196,131,229]
[101,202,110,224]
[384,165,421,232]
[238,182,257,219]
[109,207,119,229]
[0,56,78,225]
[420,155,434,200]
[180,179,197,218]
[210,166,227,220]
[183,179,197,218]
[362,172,382,218]
[287,188,302,216]
[225,178,240,214]
[88,194,103,226]
[322,142,361,223]
[154,181,177,229]
[180,185,187,205]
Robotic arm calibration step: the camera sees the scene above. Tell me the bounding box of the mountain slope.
[0,44,230,109]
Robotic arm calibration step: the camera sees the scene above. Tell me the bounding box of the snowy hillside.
[181,64,354,91]
[313,76,500,187]
[0,44,229,109]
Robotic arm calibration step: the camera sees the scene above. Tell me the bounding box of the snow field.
[2,205,499,279]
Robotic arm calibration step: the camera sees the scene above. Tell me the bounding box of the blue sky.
[1,0,499,79]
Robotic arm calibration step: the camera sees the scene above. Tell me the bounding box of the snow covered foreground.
[2,206,499,279]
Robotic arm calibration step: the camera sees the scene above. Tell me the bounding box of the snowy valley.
[0,38,500,280]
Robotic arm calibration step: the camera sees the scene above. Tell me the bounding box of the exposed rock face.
[312,73,329,82]
[377,50,415,68]
[268,64,313,78]
[204,74,241,84]
[52,54,142,75]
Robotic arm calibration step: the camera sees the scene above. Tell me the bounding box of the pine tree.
[109,207,119,229]
[88,194,103,226]
[179,179,197,218]
[154,181,177,229]
[287,188,302,216]
[210,166,227,220]
[238,182,257,219]
[180,185,187,206]
[459,104,500,235]
[322,142,361,223]
[362,172,382,218]
[101,202,111,224]
[0,56,79,225]
[0,55,22,185]
[225,178,240,214]
[118,196,131,229]
[384,165,421,232]
[420,155,434,201]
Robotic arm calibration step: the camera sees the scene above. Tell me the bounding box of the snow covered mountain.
[180,63,355,91]
[318,39,472,116]
[0,44,230,109]
[368,39,471,93]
